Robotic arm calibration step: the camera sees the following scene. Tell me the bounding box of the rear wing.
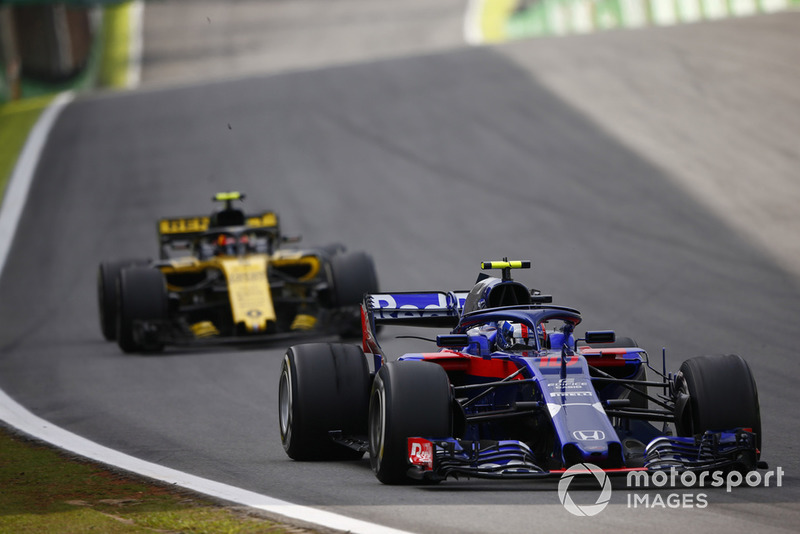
[361,291,469,370]
[157,211,279,257]
[158,211,279,237]
[365,291,470,328]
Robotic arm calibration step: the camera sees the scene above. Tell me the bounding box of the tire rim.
[97,270,106,325]
[278,363,292,438]
[368,387,385,465]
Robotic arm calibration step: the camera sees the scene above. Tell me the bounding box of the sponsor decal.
[159,217,210,234]
[573,430,606,441]
[372,293,455,318]
[546,379,588,389]
[246,212,277,228]
[228,270,267,283]
[408,438,433,471]
[538,356,579,367]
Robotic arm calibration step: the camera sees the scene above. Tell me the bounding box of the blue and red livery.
[278,260,763,484]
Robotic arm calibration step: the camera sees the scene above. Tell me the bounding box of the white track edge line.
[0,389,411,534]
[463,0,485,45]
[0,91,74,281]
[0,95,414,534]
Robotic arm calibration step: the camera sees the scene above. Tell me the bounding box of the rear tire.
[279,343,370,460]
[675,354,761,452]
[327,251,378,308]
[117,267,168,353]
[325,251,378,337]
[369,361,451,484]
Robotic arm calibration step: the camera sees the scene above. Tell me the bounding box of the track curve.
[1,6,799,534]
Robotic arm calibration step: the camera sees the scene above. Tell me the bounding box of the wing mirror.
[583,330,616,344]
[436,334,469,348]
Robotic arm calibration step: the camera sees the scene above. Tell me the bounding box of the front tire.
[674,354,761,452]
[279,343,370,460]
[117,267,168,353]
[97,259,147,341]
[369,361,451,484]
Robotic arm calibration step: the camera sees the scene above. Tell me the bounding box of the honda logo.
[573,430,606,441]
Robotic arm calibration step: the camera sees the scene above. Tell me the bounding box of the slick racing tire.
[369,361,451,484]
[675,354,761,454]
[117,267,168,353]
[326,251,379,308]
[97,259,147,341]
[279,343,370,460]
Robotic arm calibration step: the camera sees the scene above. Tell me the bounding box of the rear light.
[408,438,433,471]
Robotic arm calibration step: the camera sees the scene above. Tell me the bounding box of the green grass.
[0,95,55,198]
[0,427,304,533]
[0,7,308,529]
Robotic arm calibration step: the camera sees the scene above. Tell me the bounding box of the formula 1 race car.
[278,260,762,484]
[97,192,378,353]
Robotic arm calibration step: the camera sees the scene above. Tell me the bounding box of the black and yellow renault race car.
[97,192,378,353]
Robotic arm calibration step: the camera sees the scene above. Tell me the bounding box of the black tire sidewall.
[116,267,167,353]
[279,343,370,460]
[369,361,451,484]
[98,262,121,341]
[98,259,147,341]
[677,354,761,450]
[327,251,378,308]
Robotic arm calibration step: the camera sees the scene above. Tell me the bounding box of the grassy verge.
[0,426,309,533]
[0,95,54,198]
[1,5,318,533]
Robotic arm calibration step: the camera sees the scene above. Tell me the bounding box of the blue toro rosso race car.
[278,261,763,484]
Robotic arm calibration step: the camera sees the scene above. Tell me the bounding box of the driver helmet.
[497,321,538,350]
[215,234,238,256]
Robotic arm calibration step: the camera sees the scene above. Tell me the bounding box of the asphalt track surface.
[2,4,800,533]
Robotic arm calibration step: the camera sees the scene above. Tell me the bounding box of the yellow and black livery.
[97,192,378,353]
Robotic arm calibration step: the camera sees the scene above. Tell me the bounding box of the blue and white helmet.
[497,321,537,350]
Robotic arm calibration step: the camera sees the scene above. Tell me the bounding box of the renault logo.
[573,430,605,441]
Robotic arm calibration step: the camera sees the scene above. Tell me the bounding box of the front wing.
[126,308,357,349]
[406,430,760,481]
